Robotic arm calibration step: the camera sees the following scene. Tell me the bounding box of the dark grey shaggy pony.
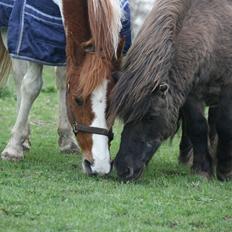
[110,0,232,181]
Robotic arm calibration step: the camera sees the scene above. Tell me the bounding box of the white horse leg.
[1,62,43,160]
[1,29,31,151]
[12,59,31,151]
[55,67,80,154]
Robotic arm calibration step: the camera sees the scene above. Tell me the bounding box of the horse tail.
[87,0,122,59]
[0,33,11,88]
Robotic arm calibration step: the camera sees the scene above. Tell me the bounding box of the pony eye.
[75,97,84,106]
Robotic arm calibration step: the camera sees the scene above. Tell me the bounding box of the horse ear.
[159,82,169,96]
[116,38,125,58]
[152,82,169,96]
[112,38,125,69]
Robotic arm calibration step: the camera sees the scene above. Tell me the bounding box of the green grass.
[0,68,232,232]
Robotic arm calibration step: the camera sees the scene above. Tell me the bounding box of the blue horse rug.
[0,0,131,66]
[120,0,131,54]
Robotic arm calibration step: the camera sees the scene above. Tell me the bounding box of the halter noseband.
[72,121,114,142]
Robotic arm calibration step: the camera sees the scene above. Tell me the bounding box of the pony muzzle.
[115,164,145,182]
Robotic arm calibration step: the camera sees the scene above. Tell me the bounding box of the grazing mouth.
[83,159,114,176]
[117,164,146,182]
[83,160,95,176]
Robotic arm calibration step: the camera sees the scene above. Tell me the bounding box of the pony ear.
[159,82,169,96]
[152,82,169,96]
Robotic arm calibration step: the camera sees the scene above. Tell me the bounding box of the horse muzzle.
[83,159,114,176]
[114,161,145,182]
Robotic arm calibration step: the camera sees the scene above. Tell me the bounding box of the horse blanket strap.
[73,122,114,142]
[0,0,131,65]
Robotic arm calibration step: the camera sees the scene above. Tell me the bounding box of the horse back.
[175,0,232,77]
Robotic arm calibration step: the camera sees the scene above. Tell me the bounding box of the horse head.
[63,0,125,175]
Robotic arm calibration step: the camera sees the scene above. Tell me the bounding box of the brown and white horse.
[62,0,124,175]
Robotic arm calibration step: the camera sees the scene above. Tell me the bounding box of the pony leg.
[216,86,232,181]
[12,59,31,151]
[1,62,43,161]
[55,67,80,154]
[182,96,213,178]
[208,106,218,159]
[178,115,193,166]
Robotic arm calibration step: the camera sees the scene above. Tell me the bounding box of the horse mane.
[78,53,112,98]
[77,0,121,98]
[88,0,122,58]
[68,0,122,98]
[109,0,191,123]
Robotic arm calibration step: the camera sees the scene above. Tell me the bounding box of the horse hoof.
[191,165,212,180]
[22,139,31,151]
[1,148,24,161]
[178,149,193,166]
[217,170,232,181]
[59,141,80,154]
[195,170,212,180]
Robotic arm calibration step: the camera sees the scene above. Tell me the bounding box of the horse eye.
[75,97,84,106]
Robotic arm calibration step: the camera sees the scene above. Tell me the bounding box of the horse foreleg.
[1,29,31,151]
[1,62,43,161]
[216,85,232,181]
[182,96,213,179]
[208,106,218,161]
[12,59,31,151]
[55,67,80,154]
[178,114,193,166]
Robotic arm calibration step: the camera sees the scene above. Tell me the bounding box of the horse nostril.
[125,167,131,177]
[83,160,93,175]
[126,167,134,179]
[118,167,134,180]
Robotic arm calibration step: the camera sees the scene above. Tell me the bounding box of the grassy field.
[0,68,232,232]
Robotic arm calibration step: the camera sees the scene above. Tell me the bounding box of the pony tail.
[0,34,11,88]
[87,0,122,59]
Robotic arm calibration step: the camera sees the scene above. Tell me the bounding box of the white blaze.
[90,80,111,174]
